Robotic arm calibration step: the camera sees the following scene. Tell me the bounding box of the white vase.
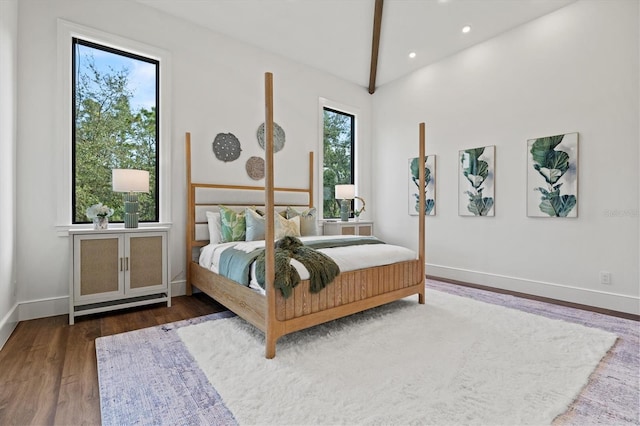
[94,216,109,230]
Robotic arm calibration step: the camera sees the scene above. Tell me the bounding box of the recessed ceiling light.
[462,25,471,34]
[409,52,417,59]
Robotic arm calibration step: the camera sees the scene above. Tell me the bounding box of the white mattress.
[198,235,417,293]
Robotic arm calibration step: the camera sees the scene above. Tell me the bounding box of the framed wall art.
[408,155,436,216]
[458,146,495,216]
[527,132,578,218]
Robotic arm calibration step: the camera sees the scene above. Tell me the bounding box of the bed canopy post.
[264,72,280,359]
[185,132,194,296]
[308,151,314,208]
[418,122,426,304]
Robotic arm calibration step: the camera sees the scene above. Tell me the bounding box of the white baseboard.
[171,279,186,297]
[18,295,69,322]
[427,263,640,315]
[12,271,639,325]
[0,303,19,350]
[15,279,188,323]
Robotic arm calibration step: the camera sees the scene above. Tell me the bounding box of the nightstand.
[323,220,373,236]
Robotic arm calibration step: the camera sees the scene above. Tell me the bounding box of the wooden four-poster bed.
[185,72,426,358]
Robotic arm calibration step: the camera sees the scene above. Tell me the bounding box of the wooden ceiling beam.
[368,0,384,94]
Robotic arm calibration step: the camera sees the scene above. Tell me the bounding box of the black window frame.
[71,37,160,224]
[323,106,356,219]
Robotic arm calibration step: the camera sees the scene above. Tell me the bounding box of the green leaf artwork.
[409,156,436,216]
[459,146,495,216]
[527,133,578,218]
[465,190,494,216]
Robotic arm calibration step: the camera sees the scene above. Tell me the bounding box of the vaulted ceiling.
[138,0,576,92]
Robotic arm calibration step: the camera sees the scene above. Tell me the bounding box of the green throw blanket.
[255,236,340,298]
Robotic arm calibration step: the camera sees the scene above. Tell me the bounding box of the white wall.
[372,0,639,314]
[15,0,372,319]
[0,0,19,349]
[12,0,638,323]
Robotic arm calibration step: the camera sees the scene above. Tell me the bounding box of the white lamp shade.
[335,184,355,200]
[112,169,150,193]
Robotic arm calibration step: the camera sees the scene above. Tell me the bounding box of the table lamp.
[112,169,149,228]
[335,184,355,222]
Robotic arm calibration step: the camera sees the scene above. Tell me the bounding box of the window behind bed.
[322,107,355,219]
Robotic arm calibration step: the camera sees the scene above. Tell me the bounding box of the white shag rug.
[177,290,617,425]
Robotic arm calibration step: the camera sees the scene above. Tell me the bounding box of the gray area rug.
[96,311,238,425]
[96,280,639,425]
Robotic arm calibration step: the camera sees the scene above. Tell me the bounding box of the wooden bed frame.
[186,72,426,358]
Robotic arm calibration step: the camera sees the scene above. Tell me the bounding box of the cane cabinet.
[69,227,170,324]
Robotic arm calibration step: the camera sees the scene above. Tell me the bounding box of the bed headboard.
[185,131,314,293]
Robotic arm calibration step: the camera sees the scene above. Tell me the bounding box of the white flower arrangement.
[86,203,114,219]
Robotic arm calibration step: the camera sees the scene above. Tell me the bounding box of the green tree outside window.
[323,108,354,219]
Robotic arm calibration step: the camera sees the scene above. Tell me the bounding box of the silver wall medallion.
[257,122,285,152]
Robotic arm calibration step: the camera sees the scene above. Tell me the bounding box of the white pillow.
[205,211,221,245]
[286,206,318,236]
[275,214,300,239]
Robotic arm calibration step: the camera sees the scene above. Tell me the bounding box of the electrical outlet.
[599,271,611,285]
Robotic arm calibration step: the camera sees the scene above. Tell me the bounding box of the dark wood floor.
[0,294,225,426]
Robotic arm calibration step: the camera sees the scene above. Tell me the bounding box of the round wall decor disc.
[257,122,285,152]
[245,156,265,180]
[212,133,242,162]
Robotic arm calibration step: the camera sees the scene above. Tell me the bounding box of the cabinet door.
[125,232,167,295]
[322,223,340,236]
[357,224,372,236]
[340,225,356,235]
[74,234,124,303]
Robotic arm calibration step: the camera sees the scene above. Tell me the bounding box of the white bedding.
[198,235,417,293]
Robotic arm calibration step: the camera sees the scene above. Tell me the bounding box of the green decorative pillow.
[219,205,246,242]
[286,206,318,236]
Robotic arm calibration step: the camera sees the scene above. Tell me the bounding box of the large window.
[322,107,355,219]
[72,38,159,224]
